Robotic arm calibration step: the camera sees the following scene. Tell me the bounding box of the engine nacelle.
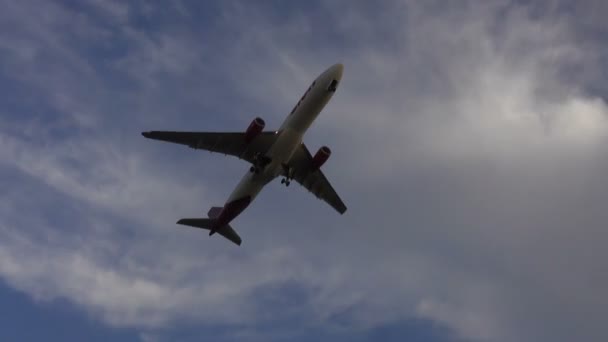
[311,146,331,170]
[245,117,265,143]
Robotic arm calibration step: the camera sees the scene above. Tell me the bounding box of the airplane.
[142,63,346,246]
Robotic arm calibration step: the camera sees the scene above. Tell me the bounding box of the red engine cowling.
[245,117,265,143]
[311,146,331,170]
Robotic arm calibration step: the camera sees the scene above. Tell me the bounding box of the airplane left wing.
[141,131,278,165]
[286,144,347,214]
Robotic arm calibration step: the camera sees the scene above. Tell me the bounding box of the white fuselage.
[224,63,343,211]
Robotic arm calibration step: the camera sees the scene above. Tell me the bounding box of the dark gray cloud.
[0,1,607,341]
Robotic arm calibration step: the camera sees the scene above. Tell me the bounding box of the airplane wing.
[285,144,347,214]
[141,131,278,165]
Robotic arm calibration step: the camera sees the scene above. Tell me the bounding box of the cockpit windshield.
[328,79,338,92]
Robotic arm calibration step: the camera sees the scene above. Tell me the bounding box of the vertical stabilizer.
[207,206,222,219]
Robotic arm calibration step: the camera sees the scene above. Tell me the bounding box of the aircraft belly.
[227,171,266,204]
[268,128,302,166]
[287,106,323,134]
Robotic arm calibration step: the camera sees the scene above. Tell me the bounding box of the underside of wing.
[142,131,278,165]
[286,144,347,214]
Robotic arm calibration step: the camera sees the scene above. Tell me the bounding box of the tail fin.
[206,206,223,236]
[207,207,222,219]
[176,206,242,246]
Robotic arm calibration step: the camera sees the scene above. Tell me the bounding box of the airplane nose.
[332,63,344,79]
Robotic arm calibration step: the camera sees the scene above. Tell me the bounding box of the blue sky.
[1,1,608,341]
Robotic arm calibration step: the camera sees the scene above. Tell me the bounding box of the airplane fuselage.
[212,63,344,231]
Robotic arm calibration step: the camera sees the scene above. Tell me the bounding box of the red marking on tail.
[208,196,251,235]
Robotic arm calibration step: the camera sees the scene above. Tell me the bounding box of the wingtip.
[141,131,152,138]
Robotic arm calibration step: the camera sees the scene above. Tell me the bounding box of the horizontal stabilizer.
[177,218,242,246]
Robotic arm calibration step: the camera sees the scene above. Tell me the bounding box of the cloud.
[1,1,607,341]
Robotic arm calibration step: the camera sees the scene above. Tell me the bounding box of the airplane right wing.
[285,144,347,214]
[141,131,278,165]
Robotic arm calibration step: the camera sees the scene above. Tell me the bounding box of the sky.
[1,0,607,341]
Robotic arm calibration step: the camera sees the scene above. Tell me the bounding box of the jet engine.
[311,146,331,170]
[245,117,265,143]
